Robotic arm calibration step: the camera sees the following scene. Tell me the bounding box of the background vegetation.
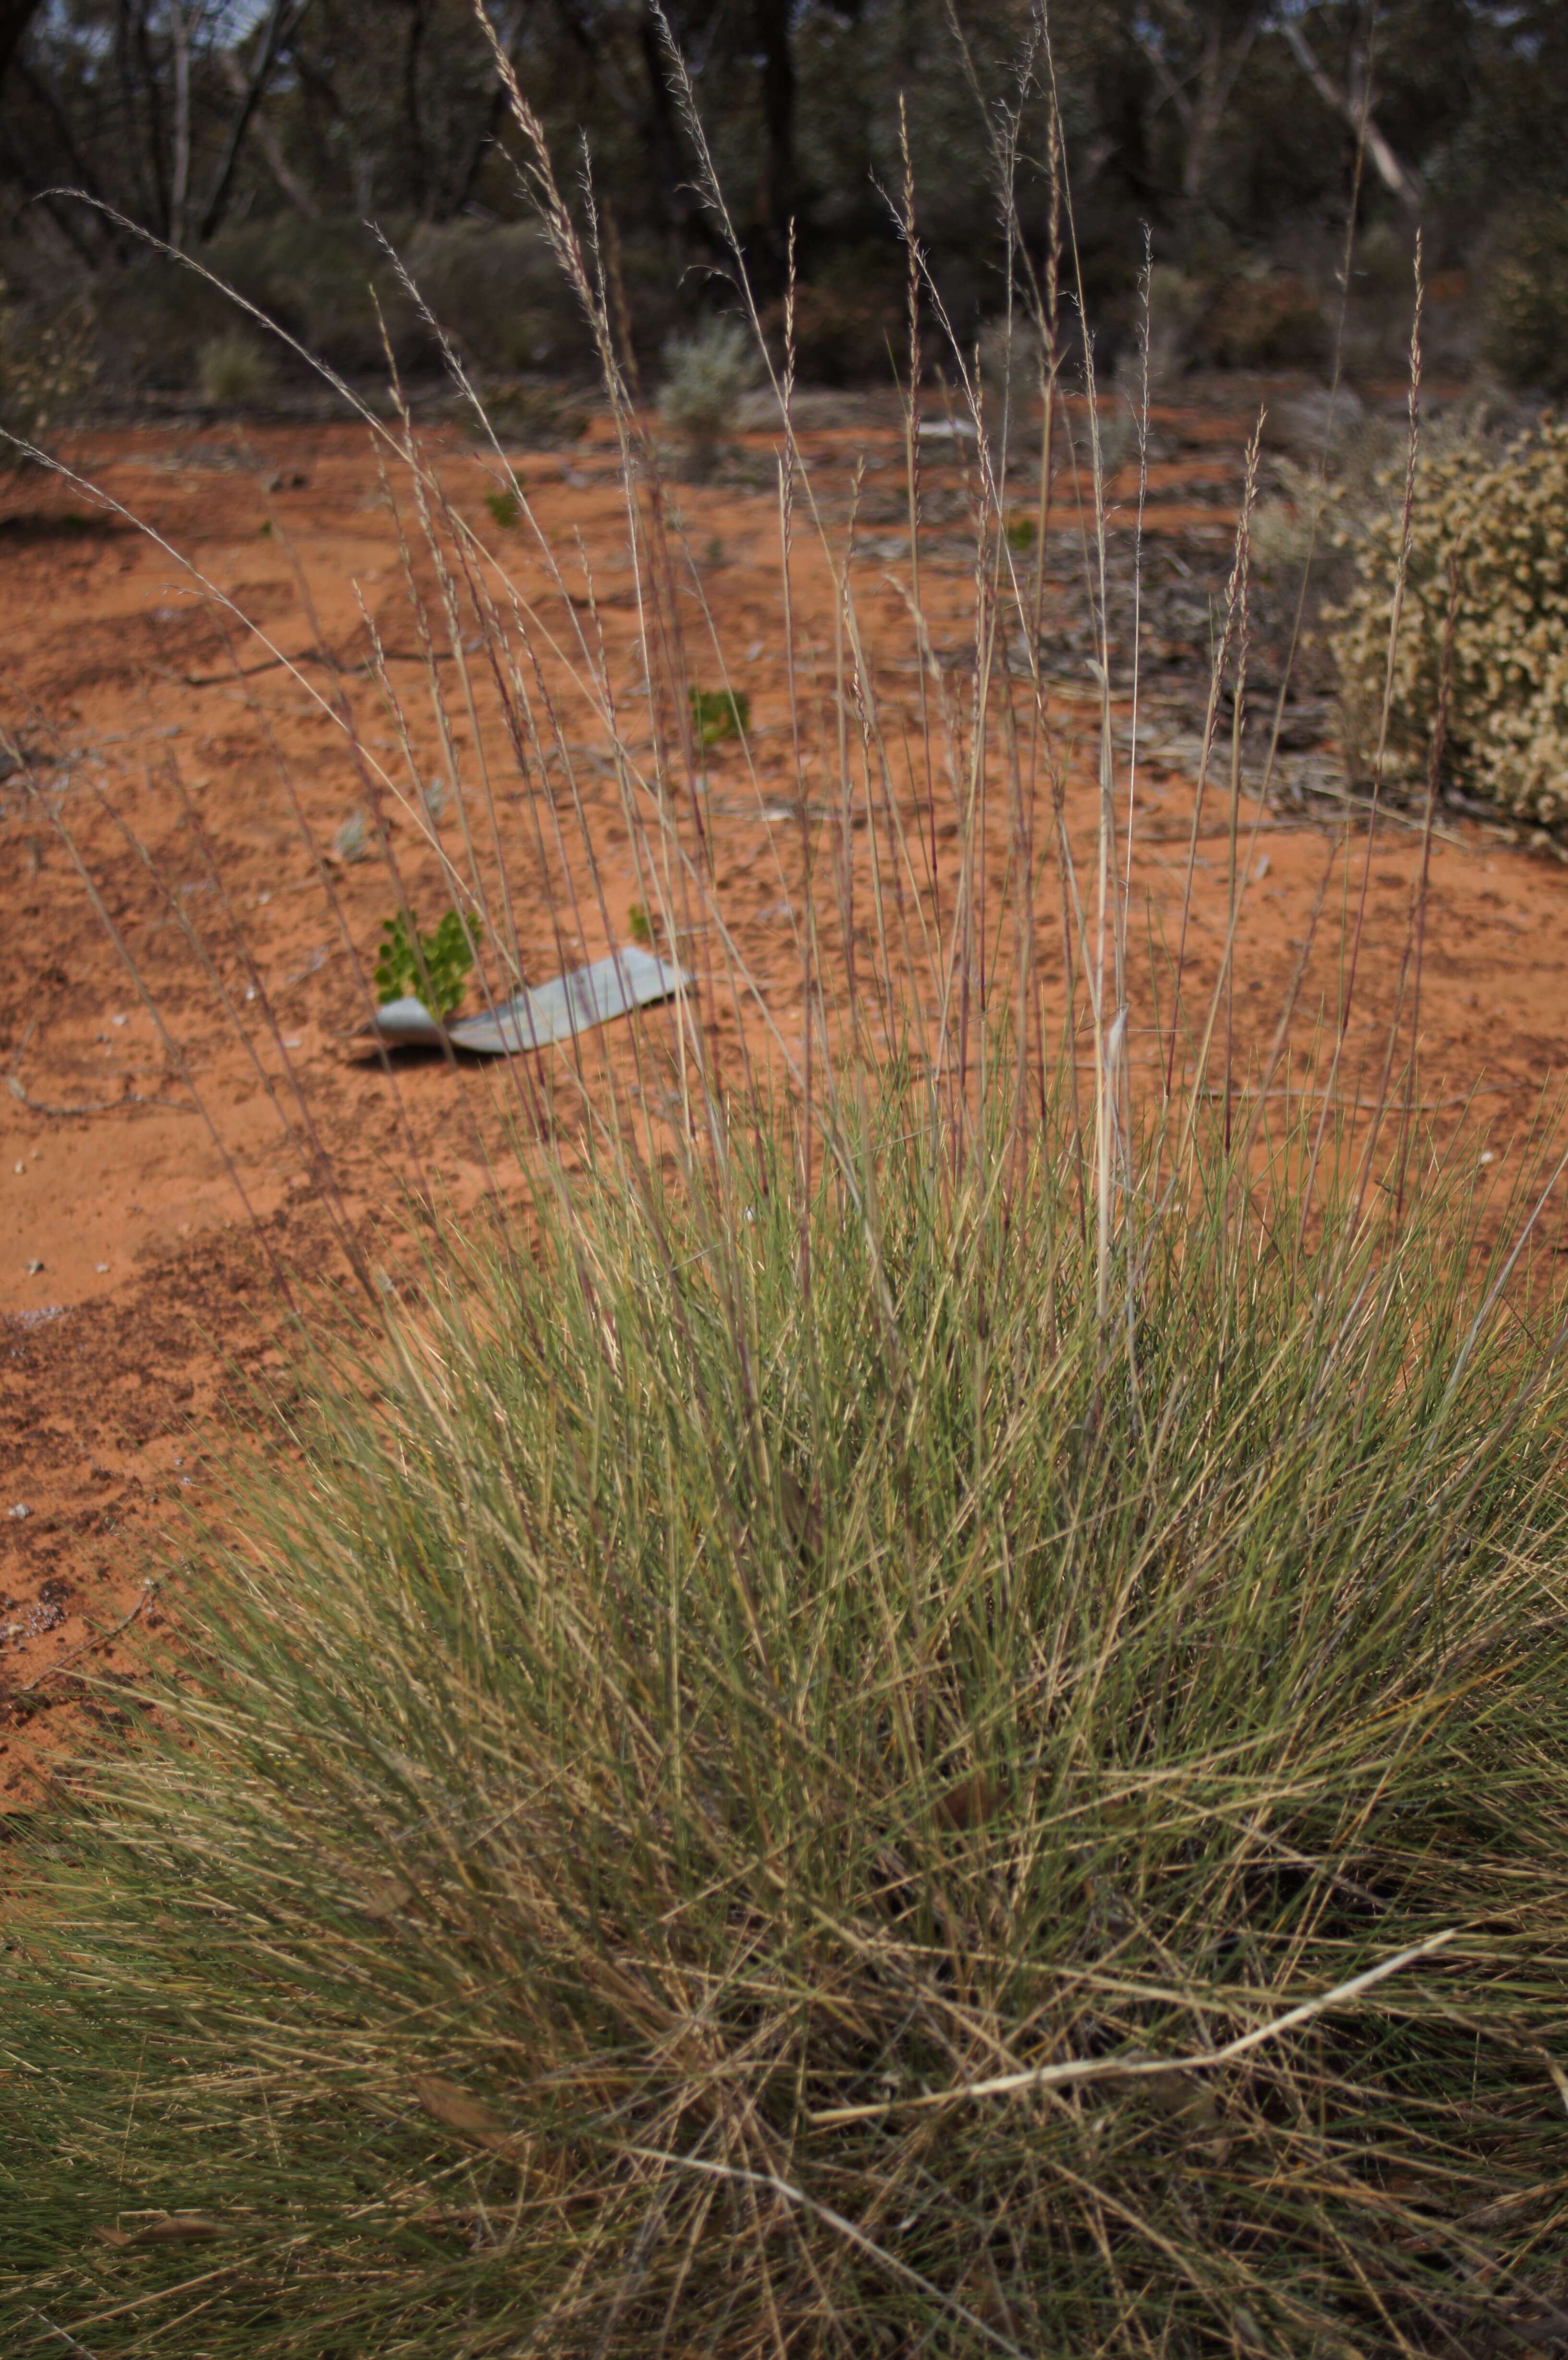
[0,2,1566,397]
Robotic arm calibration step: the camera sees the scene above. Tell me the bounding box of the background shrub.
[1482,204,1568,396]
[91,220,412,392]
[762,244,906,385]
[1115,263,1208,391]
[1329,412,1568,822]
[196,327,274,409]
[1200,271,1327,370]
[660,316,759,476]
[0,283,95,466]
[398,218,593,375]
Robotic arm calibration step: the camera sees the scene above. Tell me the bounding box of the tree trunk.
[169,2,192,249]
[197,0,303,243]
[402,0,430,218]
[751,0,796,281]
[220,48,318,220]
[1180,18,1222,209]
[637,3,722,252]
[1275,16,1422,212]
[0,0,42,92]
[13,57,129,253]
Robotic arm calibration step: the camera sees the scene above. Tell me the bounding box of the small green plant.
[688,685,750,747]
[626,900,653,946]
[1005,510,1037,553]
[374,906,482,1018]
[197,328,275,409]
[661,317,758,478]
[485,485,522,530]
[332,811,369,865]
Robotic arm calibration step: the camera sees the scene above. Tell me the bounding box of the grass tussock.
[7,1084,1568,2357]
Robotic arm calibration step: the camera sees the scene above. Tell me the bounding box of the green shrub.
[400,218,590,375]
[197,328,275,409]
[661,317,758,478]
[1482,204,1568,395]
[1328,413,1568,821]
[7,1084,1568,2357]
[97,218,429,390]
[208,215,419,375]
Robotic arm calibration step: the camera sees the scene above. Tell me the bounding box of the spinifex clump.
[7,1076,1568,2358]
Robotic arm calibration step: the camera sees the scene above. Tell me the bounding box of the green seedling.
[627,901,653,947]
[1005,511,1037,553]
[688,686,750,747]
[485,487,522,530]
[375,907,483,1020]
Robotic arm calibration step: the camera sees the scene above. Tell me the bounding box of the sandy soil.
[4,386,1566,1795]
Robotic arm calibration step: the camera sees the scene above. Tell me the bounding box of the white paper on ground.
[371,945,690,1057]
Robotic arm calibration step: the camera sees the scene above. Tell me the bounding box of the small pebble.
[7,1503,28,1520]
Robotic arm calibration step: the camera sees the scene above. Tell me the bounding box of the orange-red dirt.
[3,393,1566,1793]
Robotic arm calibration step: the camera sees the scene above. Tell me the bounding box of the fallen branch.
[182,645,465,688]
[5,1020,196,1117]
[808,1929,1457,2126]
[8,1073,196,1116]
[12,1580,161,1698]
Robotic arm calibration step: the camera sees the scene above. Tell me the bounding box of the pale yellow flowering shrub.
[0,282,95,471]
[1328,415,1568,824]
